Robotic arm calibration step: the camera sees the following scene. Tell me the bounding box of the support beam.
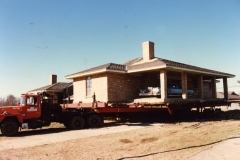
[181,72,188,99]
[223,78,228,100]
[198,75,204,99]
[211,76,217,98]
[160,70,167,101]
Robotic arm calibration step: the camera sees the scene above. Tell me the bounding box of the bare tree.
[0,95,19,106]
[0,97,5,106]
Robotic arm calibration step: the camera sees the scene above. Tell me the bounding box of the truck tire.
[1,120,19,136]
[69,116,85,130]
[87,114,103,128]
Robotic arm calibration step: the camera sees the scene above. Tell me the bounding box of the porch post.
[223,77,228,100]
[198,75,204,99]
[211,76,217,98]
[160,70,167,101]
[181,72,188,99]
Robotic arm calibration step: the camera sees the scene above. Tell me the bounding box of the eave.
[65,69,126,79]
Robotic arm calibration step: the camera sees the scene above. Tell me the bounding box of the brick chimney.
[50,74,57,84]
[142,41,155,61]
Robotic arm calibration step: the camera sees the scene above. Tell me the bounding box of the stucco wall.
[73,74,108,103]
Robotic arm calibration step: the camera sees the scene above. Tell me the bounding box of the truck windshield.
[20,97,25,106]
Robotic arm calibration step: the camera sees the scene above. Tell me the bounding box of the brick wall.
[72,71,217,103]
[203,82,213,98]
[107,73,142,102]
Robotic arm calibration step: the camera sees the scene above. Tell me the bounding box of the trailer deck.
[61,98,239,115]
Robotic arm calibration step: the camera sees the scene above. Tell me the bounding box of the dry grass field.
[0,108,240,160]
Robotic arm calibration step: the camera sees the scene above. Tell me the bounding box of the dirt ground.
[0,104,240,160]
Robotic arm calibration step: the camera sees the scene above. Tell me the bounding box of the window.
[26,96,38,106]
[86,77,92,97]
[20,97,25,106]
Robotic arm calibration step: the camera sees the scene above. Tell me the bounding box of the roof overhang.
[65,69,126,79]
[28,90,63,93]
[127,65,166,73]
[167,66,235,78]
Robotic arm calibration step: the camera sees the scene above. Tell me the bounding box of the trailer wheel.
[63,122,71,129]
[69,116,85,130]
[1,120,19,136]
[87,114,103,128]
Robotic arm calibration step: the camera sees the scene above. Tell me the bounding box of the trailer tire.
[63,122,71,129]
[69,116,85,130]
[87,114,103,128]
[1,120,19,136]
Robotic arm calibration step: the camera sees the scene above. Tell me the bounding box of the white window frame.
[86,77,92,97]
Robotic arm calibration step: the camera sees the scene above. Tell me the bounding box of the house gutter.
[127,66,234,78]
[65,69,126,79]
[167,66,235,78]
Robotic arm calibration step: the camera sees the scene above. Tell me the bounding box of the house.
[28,75,73,104]
[65,41,235,103]
[217,91,240,100]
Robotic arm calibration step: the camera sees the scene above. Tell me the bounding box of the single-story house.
[217,91,240,100]
[28,75,73,104]
[65,41,235,103]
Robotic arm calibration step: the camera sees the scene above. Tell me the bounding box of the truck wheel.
[87,114,103,128]
[69,116,85,130]
[1,120,19,136]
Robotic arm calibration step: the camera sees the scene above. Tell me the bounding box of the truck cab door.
[24,96,41,119]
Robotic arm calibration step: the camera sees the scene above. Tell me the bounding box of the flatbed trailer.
[61,98,235,114]
[0,93,239,136]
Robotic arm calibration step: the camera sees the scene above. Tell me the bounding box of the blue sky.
[0,0,240,97]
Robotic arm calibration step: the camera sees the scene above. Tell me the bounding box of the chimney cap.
[142,41,154,44]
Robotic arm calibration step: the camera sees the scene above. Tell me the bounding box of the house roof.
[28,82,72,93]
[217,91,240,100]
[125,57,234,77]
[65,63,126,79]
[65,57,234,79]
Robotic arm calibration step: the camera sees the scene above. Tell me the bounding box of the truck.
[0,92,236,136]
[0,92,163,136]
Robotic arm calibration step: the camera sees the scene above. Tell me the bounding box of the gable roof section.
[126,57,234,77]
[217,91,240,100]
[65,57,234,79]
[65,63,126,79]
[28,82,72,93]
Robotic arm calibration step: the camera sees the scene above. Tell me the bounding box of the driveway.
[188,136,240,160]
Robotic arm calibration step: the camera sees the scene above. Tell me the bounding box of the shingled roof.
[65,56,234,79]
[125,57,234,77]
[65,63,126,79]
[28,82,72,92]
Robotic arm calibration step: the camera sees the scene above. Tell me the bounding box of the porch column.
[211,76,217,98]
[181,72,188,99]
[198,75,204,99]
[223,77,228,100]
[160,70,167,101]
